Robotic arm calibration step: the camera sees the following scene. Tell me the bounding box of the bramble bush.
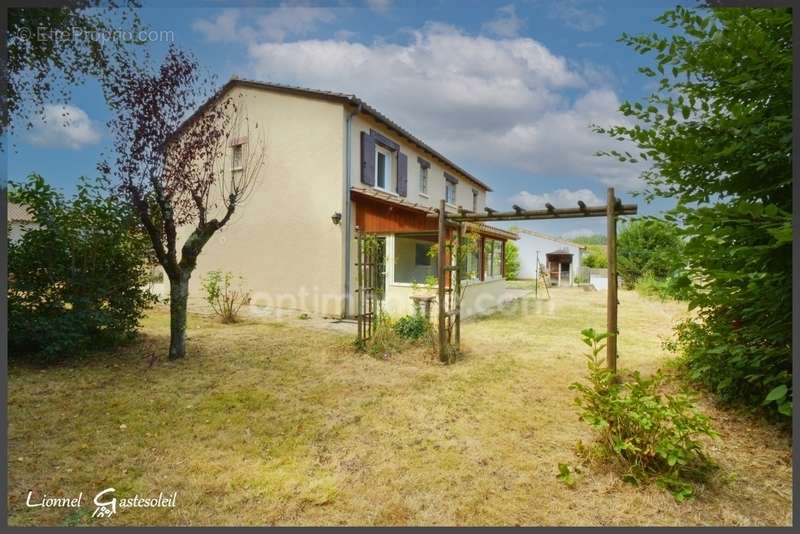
[8,174,156,360]
[393,313,431,341]
[570,329,717,502]
[356,311,435,359]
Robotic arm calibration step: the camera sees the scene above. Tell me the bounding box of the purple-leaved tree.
[102,48,264,359]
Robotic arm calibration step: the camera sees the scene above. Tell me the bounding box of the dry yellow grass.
[7,287,792,526]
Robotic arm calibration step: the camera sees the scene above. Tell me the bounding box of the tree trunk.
[168,272,190,360]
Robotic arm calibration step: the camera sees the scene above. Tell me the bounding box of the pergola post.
[606,187,618,374]
[417,193,635,367]
[437,199,447,362]
[454,222,464,349]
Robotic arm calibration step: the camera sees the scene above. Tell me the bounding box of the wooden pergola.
[433,187,637,370]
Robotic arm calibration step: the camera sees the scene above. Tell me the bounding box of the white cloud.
[259,3,336,42]
[365,0,392,14]
[191,9,248,43]
[26,104,101,149]
[549,1,605,32]
[240,21,641,189]
[192,3,336,44]
[509,188,602,210]
[561,227,598,239]
[483,4,525,38]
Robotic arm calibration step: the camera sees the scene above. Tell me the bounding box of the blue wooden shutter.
[397,152,408,197]
[360,131,375,186]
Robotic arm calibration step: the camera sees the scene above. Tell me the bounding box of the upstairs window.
[232,143,244,180]
[232,144,244,170]
[445,180,456,204]
[472,189,479,212]
[375,147,393,192]
[419,165,428,195]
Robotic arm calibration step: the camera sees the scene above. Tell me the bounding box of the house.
[174,79,517,319]
[7,202,35,242]
[513,229,586,286]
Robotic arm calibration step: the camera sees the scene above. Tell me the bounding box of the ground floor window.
[394,234,437,284]
[465,247,480,280]
[484,239,503,279]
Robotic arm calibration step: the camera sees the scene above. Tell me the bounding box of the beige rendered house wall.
[180,86,347,316]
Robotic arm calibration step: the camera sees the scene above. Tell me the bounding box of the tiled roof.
[200,78,493,192]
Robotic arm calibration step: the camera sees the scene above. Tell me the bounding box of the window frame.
[445,180,457,205]
[375,145,394,192]
[393,235,437,285]
[483,238,504,280]
[419,165,429,196]
[231,143,244,172]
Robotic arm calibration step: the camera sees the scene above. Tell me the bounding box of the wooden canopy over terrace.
[350,187,516,241]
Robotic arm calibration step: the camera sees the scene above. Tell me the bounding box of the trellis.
[354,226,380,342]
[434,187,637,370]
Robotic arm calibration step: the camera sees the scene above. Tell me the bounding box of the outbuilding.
[513,229,586,287]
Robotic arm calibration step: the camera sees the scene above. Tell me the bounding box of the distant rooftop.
[512,228,588,250]
[7,202,33,223]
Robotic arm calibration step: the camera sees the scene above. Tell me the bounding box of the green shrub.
[503,241,520,280]
[365,313,404,359]
[393,313,431,341]
[201,270,251,323]
[359,312,436,359]
[582,245,607,269]
[618,219,684,290]
[570,328,717,501]
[8,174,156,360]
[634,273,669,299]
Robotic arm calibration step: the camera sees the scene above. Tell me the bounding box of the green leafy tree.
[582,245,608,269]
[503,241,521,280]
[572,235,608,269]
[8,174,156,360]
[617,218,684,289]
[596,6,791,417]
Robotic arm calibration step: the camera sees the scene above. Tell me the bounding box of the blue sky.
[6,0,688,238]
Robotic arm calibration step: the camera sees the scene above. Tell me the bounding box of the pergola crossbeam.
[446,204,637,222]
[435,188,635,372]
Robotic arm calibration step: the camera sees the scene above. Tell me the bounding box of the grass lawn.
[7,288,792,526]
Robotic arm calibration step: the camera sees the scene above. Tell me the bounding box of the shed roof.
[512,228,588,250]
